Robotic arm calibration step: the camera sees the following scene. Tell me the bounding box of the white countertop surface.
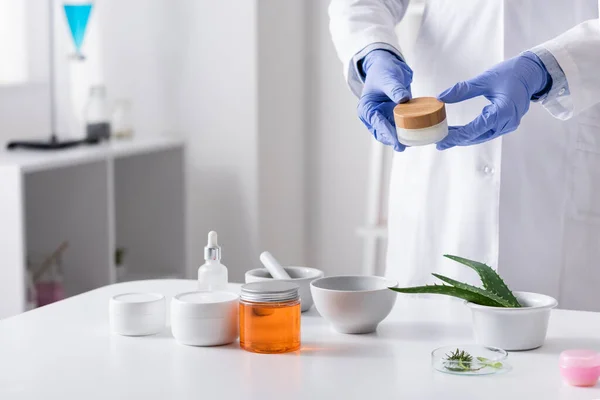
[1,279,600,400]
[0,137,184,173]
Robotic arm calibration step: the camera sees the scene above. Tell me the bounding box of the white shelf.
[111,137,184,159]
[0,137,187,319]
[0,136,185,173]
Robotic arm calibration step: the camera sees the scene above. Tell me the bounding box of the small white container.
[466,291,558,351]
[171,291,239,347]
[109,293,166,336]
[394,97,448,146]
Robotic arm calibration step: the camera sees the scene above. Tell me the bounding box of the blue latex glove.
[358,49,413,152]
[436,52,551,150]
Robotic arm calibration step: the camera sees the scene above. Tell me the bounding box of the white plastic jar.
[394,97,448,146]
[171,291,239,346]
[109,293,166,336]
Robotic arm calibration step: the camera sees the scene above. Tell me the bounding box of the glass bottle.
[111,99,134,139]
[197,231,228,291]
[239,281,301,354]
[84,85,111,141]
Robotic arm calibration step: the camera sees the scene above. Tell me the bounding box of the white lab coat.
[330,0,600,311]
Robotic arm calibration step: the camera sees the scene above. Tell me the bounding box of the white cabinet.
[0,137,186,319]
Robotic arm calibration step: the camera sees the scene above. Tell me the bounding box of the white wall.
[0,0,176,145]
[0,0,28,84]
[306,0,424,276]
[0,0,50,146]
[173,0,307,281]
[0,0,307,284]
[171,0,259,282]
[1,0,423,284]
[99,0,177,139]
[257,0,307,267]
[306,0,371,276]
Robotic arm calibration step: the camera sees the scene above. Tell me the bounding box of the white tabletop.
[1,279,600,400]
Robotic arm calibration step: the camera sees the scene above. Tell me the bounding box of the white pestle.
[259,251,292,280]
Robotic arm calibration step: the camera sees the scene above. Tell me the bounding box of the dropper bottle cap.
[204,231,221,261]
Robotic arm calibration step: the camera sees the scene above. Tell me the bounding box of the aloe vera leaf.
[389,285,505,307]
[444,255,521,307]
[477,357,503,369]
[431,273,514,308]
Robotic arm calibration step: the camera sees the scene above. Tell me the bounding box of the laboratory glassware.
[63,1,94,61]
[84,85,111,141]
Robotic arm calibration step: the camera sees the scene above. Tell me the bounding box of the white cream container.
[109,293,166,336]
[171,291,239,347]
[394,97,448,146]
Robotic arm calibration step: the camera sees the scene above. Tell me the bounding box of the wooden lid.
[393,97,446,129]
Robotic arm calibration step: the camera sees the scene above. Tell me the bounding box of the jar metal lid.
[394,97,446,129]
[240,281,299,303]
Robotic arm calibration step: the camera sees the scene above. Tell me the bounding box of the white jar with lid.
[109,293,166,336]
[394,97,448,146]
[171,291,239,346]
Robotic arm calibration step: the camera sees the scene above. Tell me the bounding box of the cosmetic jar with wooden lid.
[393,97,448,146]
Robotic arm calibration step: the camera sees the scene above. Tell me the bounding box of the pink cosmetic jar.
[559,349,600,387]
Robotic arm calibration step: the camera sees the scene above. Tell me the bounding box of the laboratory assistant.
[329,0,600,310]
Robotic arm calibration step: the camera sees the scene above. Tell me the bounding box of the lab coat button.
[558,88,566,96]
[483,165,494,175]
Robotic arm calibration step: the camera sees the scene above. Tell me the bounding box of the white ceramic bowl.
[466,291,558,351]
[310,276,398,334]
[245,266,324,312]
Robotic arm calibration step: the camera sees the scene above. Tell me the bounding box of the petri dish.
[431,345,510,376]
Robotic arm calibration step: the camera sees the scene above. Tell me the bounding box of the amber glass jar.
[239,281,301,354]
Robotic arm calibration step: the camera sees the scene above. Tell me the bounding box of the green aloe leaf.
[389,284,505,307]
[431,273,514,308]
[477,357,503,369]
[444,255,521,307]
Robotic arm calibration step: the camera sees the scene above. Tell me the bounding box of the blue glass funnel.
[63,3,93,60]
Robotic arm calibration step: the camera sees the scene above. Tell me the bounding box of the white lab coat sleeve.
[528,48,569,104]
[329,0,410,97]
[530,18,600,120]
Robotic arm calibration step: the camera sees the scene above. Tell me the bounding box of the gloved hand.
[436,51,551,150]
[358,49,413,152]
